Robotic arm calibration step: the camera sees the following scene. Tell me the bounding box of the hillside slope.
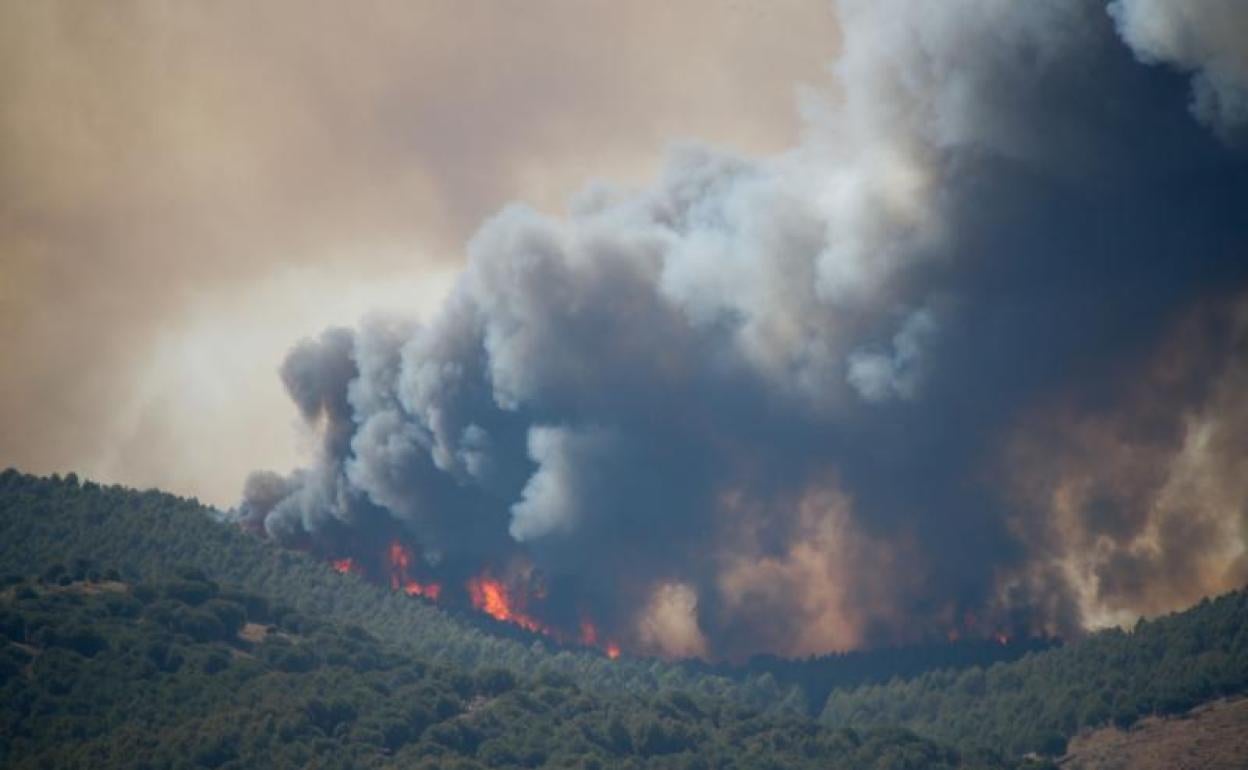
[0,574,1026,770]
[821,589,1248,757]
[0,470,784,708]
[1060,697,1248,770]
[0,469,1057,714]
[6,469,1248,764]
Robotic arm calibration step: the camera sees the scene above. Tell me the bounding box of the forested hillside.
[821,589,1248,756]
[0,470,1046,714]
[684,638,1055,719]
[0,571,1025,770]
[4,469,1248,766]
[0,470,787,708]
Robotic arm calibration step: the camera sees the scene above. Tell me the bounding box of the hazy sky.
[0,1,840,506]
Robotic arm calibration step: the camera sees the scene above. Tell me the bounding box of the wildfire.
[580,617,621,658]
[385,539,442,600]
[325,542,621,658]
[404,580,442,600]
[387,541,411,590]
[940,607,1018,647]
[466,574,547,634]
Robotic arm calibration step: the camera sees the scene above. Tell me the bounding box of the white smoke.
[1110,0,1248,139]
[847,307,938,403]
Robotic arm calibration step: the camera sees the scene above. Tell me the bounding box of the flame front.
[325,542,620,657]
[466,574,546,634]
[326,540,1015,661]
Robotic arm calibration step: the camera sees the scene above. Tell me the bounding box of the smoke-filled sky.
[7,1,1248,660]
[0,0,838,503]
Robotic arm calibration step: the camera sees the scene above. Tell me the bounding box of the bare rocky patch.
[1060,697,1248,770]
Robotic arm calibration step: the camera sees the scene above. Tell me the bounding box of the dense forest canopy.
[822,590,1248,756]
[2,569,1024,769]
[0,469,787,707]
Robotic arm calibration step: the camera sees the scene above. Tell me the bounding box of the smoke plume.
[241,0,1248,659]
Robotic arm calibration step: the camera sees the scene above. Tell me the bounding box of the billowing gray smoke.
[240,0,1248,659]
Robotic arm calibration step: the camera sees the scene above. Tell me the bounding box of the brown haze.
[1004,299,1248,632]
[0,1,840,506]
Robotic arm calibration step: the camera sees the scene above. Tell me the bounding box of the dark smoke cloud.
[242,0,1248,659]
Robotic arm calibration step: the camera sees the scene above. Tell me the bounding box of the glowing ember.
[387,540,412,590]
[580,617,620,657]
[467,574,545,634]
[403,580,442,600]
[331,557,357,575]
[579,618,600,646]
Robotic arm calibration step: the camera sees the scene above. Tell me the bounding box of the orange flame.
[580,617,620,658]
[381,540,440,600]
[387,540,412,590]
[403,580,442,600]
[326,547,622,658]
[466,574,546,634]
